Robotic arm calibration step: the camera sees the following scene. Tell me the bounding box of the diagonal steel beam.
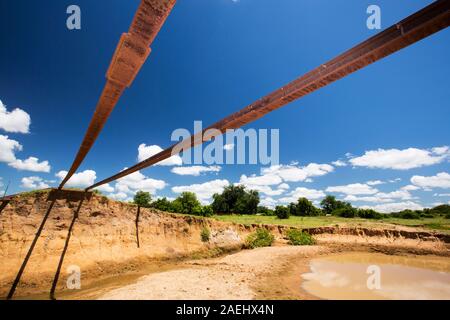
[0,200,10,214]
[88,0,450,191]
[59,0,177,189]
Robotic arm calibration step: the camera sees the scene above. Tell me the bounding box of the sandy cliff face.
[0,193,267,298]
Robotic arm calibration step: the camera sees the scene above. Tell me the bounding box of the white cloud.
[262,163,334,182]
[172,179,229,203]
[326,183,378,195]
[433,193,450,197]
[432,146,449,155]
[366,180,384,186]
[9,157,50,172]
[247,185,286,196]
[344,195,392,203]
[239,173,282,186]
[0,100,31,134]
[223,143,235,151]
[401,184,420,191]
[238,172,289,196]
[115,170,167,195]
[171,165,221,176]
[332,160,347,167]
[0,135,51,173]
[260,197,277,209]
[138,144,182,166]
[95,183,114,193]
[108,192,130,201]
[56,170,97,188]
[411,172,450,189]
[360,201,423,213]
[278,183,290,190]
[349,147,448,170]
[279,187,325,203]
[0,135,22,163]
[344,189,413,203]
[21,176,50,189]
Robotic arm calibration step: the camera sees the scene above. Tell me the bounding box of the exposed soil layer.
[0,193,448,299]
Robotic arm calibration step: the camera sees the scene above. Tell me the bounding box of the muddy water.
[301,252,450,300]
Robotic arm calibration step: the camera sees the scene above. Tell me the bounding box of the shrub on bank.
[201,226,211,242]
[245,228,275,249]
[287,229,315,246]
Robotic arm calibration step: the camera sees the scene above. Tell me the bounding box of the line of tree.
[132,190,450,220]
[134,190,213,217]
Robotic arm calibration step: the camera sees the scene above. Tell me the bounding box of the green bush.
[398,210,421,219]
[287,229,315,246]
[445,213,450,220]
[201,205,214,217]
[245,228,274,249]
[357,209,382,219]
[275,206,290,219]
[200,226,211,242]
[332,207,357,218]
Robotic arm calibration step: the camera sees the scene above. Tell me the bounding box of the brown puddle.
[301,252,450,300]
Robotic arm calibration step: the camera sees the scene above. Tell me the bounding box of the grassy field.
[211,214,450,233]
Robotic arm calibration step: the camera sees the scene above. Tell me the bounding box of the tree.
[357,208,382,219]
[151,197,173,212]
[333,206,357,218]
[320,195,338,215]
[288,202,298,216]
[296,197,320,216]
[257,206,274,216]
[222,185,247,213]
[321,195,351,215]
[176,192,201,215]
[133,191,151,207]
[211,193,229,214]
[275,205,290,219]
[211,184,260,214]
[201,205,214,217]
[235,190,259,215]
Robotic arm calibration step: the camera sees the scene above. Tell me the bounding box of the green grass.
[211,214,450,233]
[287,229,315,246]
[245,228,275,249]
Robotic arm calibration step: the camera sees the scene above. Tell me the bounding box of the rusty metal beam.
[88,0,449,191]
[47,188,93,202]
[59,0,177,189]
[0,200,10,214]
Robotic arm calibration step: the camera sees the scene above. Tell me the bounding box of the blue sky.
[0,0,449,212]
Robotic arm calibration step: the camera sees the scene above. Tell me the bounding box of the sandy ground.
[97,234,449,300]
[98,246,327,300]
